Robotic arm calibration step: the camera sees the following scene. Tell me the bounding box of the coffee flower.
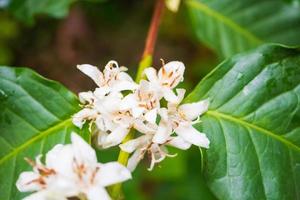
[153,89,210,148]
[120,133,192,171]
[16,132,131,200]
[144,61,185,103]
[120,80,160,123]
[73,60,210,171]
[77,60,137,94]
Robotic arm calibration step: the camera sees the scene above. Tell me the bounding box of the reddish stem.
[142,0,165,58]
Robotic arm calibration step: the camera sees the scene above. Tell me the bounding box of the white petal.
[119,94,137,110]
[158,108,168,121]
[175,88,186,104]
[152,121,172,144]
[144,67,158,83]
[118,71,133,81]
[166,136,191,150]
[144,109,157,124]
[72,108,96,129]
[16,171,41,192]
[97,162,131,187]
[163,88,179,103]
[175,125,210,148]
[77,64,104,87]
[71,132,97,165]
[94,86,110,98]
[131,107,144,118]
[179,99,209,120]
[86,187,111,200]
[78,91,94,104]
[119,135,151,153]
[133,120,156,134]
[158,61,185,88]
[97,131,109,148]
[112,80,138,92]
[127,148,144,172]
[45,145,74,178]
[101,126,130,148]
[23,190,68,200]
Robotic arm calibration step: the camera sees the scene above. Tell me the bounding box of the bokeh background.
[0,0,218,93]
[0,0,219,199]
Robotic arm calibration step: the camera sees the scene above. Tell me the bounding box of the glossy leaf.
[0,66,82,199]
[186,44,300,200]
[186,0,300,57]
[2,0,75,24]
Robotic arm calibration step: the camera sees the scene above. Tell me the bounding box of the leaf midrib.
[207,110,300,152]
[0,118,73,165]
[186,0,263,45]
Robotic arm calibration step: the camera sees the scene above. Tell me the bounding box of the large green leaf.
[0,66,81,199]
[186,44,300,199]
[2,0,75,24]
[186,0,300,58]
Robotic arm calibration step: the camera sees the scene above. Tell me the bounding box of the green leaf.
[4,0,75,24]
[186,0,300,58]
[186,44,300,200]
[0,66,82,199]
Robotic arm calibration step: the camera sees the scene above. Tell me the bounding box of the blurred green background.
[0,0,218,199]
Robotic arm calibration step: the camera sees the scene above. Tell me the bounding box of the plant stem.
[110,0,165,199]
[136,0,165,82]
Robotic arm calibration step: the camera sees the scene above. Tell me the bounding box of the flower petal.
[144,67,158,83]
[175,125,210,148]
[112,80,138,92]
[72,108,97,129]
[77,64,104,87]
[86,186,111,200]
[71,132,97,165]
[101,126,130,148]
[144,109,157,124]
[152,121,172,144]
[133,120,156,134]
[127,148,144,172]
[158,61,185,88]
[97,162,131,187]
[119,135,151,153]
[179,99,209,120]
[16,171,41,192]
[78,91,94,104]
[119,94,137,110]
[162,88,179,103]
[166,136,192,150]
[94,86,110,98]
[23,190,68,200]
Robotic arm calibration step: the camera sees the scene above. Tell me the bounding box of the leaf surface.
[186,0,300,57]
[2,0,75,24]
[0,66,81,199]
[186,44,300,200]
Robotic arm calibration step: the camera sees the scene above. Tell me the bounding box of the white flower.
[144,61,185,103]
[72,59,210,172]
[120,80,160,124]
[77,60,137,94]
[153,89,210,148]
[120,134,191,172]
[16,132,132,200]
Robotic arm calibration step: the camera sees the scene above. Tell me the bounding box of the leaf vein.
[186,0,263,45]
[0,118,73,166]
[206,110,300,152]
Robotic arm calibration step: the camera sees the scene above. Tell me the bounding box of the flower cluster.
[73,60,210,171]
[16,133,131,200]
